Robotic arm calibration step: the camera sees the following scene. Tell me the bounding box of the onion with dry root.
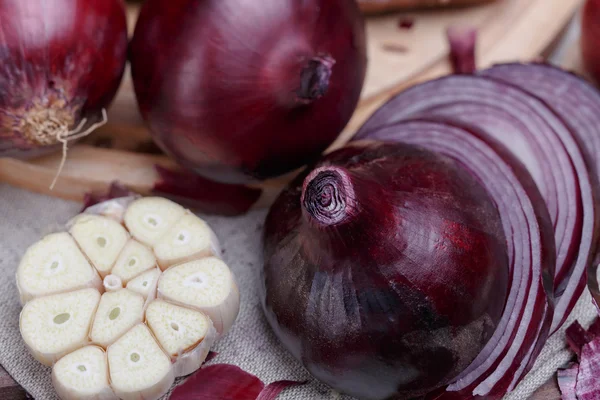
[17,196,240,400]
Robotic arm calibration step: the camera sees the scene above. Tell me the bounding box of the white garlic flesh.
[17,196,240,400]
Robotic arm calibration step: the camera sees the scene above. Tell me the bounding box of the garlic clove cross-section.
[16,233,102,305]
[90,290,145,349]
[20,288,101,366]
[146,299,217,377]
[124,197,186,247]
[157,257,240,335]
[111,239,156,284]
[153,213,220,270]
[107,324,174,400]
[69,215,129,278]
[16,196,239,400]
[126,268,161,301]
[52,345,116,400]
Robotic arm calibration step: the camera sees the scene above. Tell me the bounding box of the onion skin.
[583,0,600,84]
[0,0,128,158]
[130,0,367,184]
[262,141,509,399]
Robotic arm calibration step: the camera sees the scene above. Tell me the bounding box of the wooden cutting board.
[0,0,584,210]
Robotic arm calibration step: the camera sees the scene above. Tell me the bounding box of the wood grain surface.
[0,0,583,207]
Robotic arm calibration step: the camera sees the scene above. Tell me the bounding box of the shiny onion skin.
[0,0,128,158]
[262,141,510,399]
[130,0,367,184]
[583,0,600,84]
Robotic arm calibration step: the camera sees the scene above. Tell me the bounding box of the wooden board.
[0,0,584,209]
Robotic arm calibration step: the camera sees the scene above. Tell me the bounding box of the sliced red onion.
[557,363,579,400]
[482,63,600,308]
[356,72,594,332]
[153,166,262,216]
[576,336,600,399]
[360,119,554,398]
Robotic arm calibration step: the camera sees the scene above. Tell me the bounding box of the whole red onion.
[0,0,128,158]
[130,0,367,184]
[582,0,600,83]
[262,141,510,399]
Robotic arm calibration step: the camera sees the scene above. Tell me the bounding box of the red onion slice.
[482,63,600,317]
[361,119,554,398]
[356,73,594,332]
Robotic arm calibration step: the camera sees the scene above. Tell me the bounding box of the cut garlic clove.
[107,324,174,400]
[52,345,117,400]
[126,268,161,301]
[16,233,102,305]
[157,257,240,335]
[124,197,186,247]
[153,213,220,269]
[20,288,101,366]
[69,215,129,278]
[111,240,156,284]
[90,290,145,349]
[146,299,217,377]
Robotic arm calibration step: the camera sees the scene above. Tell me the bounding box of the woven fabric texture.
[0,183,595,400]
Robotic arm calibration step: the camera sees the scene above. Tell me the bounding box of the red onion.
[130,0,367,184]
[356,71,596,333]
[357,120,554,398]
[262,115,556,398]
[0,0,128,158]
[481,63,600,330]
[583,0,600,84]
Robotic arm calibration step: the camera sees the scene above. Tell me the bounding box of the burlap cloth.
[0,183,596,400]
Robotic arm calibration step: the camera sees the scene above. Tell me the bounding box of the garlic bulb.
[17,196,240,400]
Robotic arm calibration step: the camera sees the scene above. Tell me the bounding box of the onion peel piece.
[153,166,262,216]
[576,336,600,399]
[169,364,305,400]
[446,26,477,74]
[557,363,579,400]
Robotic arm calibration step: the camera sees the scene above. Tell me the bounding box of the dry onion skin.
[0,0,128,159]
[17,196,240,400]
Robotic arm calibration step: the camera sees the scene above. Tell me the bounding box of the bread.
[358,0,496,14]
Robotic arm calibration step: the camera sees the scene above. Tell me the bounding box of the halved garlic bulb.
[17,196,240,400]
[158,257,240,335]
[108,324,174,400]
[51,345,116,400]
[20,288,101,366]
[16,233,102,305]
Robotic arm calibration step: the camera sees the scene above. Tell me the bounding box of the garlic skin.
[107,324,175,400]
[16,233,102,305]
[20,288,101,366]
[16,196,239,400]
[52,346,117,400]
[157,257,240,336]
